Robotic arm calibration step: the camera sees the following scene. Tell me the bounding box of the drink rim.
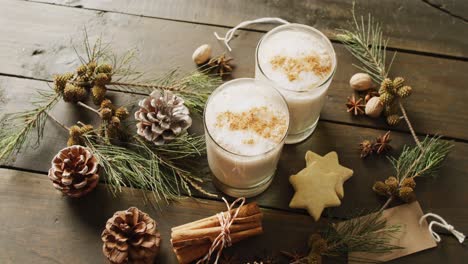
[256,23,337,93]
[203,78,290,157]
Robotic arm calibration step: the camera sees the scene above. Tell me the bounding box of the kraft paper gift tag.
[348,201,437,263]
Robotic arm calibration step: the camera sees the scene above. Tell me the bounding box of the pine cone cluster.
[48,145,99,197]
[53,61,113,104]
[67,123,94,146]
[135,90,192,145]
[98,99,130,140]
[378,77,412,126]
[373,176,416,202]
[102,207,161,264]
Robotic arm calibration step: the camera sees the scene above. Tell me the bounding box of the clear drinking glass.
[204,78,289,198]
[255,23,337,144]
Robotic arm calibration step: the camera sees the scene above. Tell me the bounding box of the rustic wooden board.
[31,0,468,58]
[2,75,467,221]
[1,170,467,264]
[0,169,317,264]
[1,0,468,140]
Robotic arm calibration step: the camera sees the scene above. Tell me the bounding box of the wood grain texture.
[2,75,467,221]
[1,170,467,263]
[1,0,468,140]
[30,0,468,58]
[0,169,317,264]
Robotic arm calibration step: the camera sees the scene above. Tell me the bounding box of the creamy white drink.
[204,78,289,197]
[255,24,336,144]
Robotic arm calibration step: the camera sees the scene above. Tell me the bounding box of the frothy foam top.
[205,79,288,156]
[258,25,334,91]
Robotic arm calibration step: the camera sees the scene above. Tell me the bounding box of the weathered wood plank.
[0,168,316,263]
[1,0,467,140]
[2,75,467,220]
[30,0,468,58]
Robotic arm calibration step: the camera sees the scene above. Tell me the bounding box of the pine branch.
[0,89,60,163]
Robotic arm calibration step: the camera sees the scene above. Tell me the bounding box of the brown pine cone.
[384,176,399,194]
[398,186,416,202]
[102,207,161,264]
[372,181,390,197]
[48,145,99,197]
[401,177,416,189]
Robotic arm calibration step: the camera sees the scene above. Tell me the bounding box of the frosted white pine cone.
[135,90,192,145]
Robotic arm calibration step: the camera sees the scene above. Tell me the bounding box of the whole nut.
[350,73,373,91]
[192,44,212,64]
[365,96,383,118]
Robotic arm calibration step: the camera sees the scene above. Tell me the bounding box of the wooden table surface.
[1,0,467,263]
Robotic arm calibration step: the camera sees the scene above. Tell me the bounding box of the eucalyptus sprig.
[0,89,60,163]
[292,211,402,264]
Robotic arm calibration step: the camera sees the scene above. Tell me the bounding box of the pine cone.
[87,61,97,74]
[102,207,161,264]
[384,176,399,194]
[398,186,416,202]
[372,181,390,197]
[393,77,405,90]
[100,108,113,121]
[397,85,412,98]
[96,64,113,74]
[380,78,394,94]
[379,92,394,106]
[92,85,107,105]
[135,90,192,145]
[383,103,398,116]
[401,177,416,189]
[95,73,111,86]
[386,114,401,126]
[63,84,87,103]
[101,99,114,110]
[115,107,129,120]
[80,124,94,135]
[76,64,88,76]
[48,145,99,197]
[53,72,74,93]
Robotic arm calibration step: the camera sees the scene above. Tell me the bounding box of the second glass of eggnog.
[255,23,336,144]
[204,78,289,198]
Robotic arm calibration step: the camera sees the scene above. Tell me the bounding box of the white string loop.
[214,17,290,51]
[419,213,465,244]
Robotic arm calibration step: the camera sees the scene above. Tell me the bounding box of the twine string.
[196,197,246,264]
[214,17,290,51]
[419,213,465,244]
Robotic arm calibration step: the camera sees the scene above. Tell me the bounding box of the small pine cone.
[372,181,390,197]
[48,145,99,197]
[100,107,113,120]
[101,99,114,110]
[380,78,394,94]
[102,207,161,264]
[398,186,416,202]
[80,124,94,135]
[135,90,192,145]
[393,77,405,90]
[401,177,416,189]
[110,116,121,128]
[94,73,111,86]
[386,114,401,126]
[385,176,399,194]
[115,107,129,120]
[63,84,87,103]
[69,125,82,139]
[92,85,107,105]
[67,137,81,147]
[53,72,74,93]
[397,85,412,98]
[96,63,113,74]
[76,64,87,76]
[87,61,97,73]
[379,92,394,106]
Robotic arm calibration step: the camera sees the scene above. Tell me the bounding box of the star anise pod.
[359,139,373,158]
[373,131,392,154]
[346,94,365,115]
[208,53,234,76]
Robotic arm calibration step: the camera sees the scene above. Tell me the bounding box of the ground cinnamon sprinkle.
[270,53,331,82]
[215,106,287,144]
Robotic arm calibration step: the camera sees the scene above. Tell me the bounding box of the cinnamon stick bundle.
[170,202,263,264]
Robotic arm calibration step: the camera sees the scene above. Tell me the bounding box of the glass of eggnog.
[204,78,289,197]
[255,23,336,144]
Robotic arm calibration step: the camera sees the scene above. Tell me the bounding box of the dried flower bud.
[115,107,129,120]
[76,64,87,75]
[100,108,113,120]
[94,73,111,85]
[398,186,416,202]
[110,116,121,128]
[100,99,114,109]
[63,84,87,103]
[372,181,390,197]
[53,72,74,93]
[401,177,416,189]
[91,85,107,105]
[96,63,113,74]
[384,176,399,194]
[79,124,94,135]
[87,61,97,73]
[69,125,82,139]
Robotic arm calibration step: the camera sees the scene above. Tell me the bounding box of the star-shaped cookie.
[305,151,353,199]
[289,151,354,221]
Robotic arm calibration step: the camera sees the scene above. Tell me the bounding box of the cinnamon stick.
[170,202,263,264]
